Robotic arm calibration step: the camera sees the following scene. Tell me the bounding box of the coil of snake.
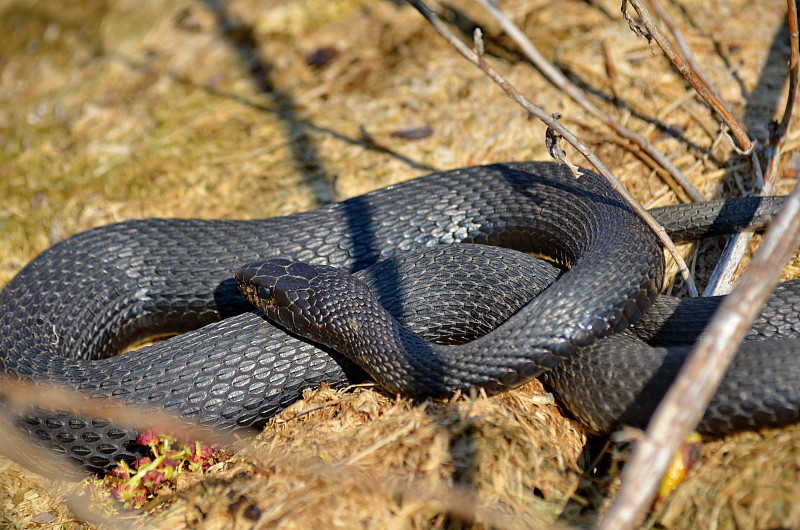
[1,161,798,474]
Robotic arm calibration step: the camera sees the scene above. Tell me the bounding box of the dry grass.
[656,424,800,529]
[1,0,800,528]
[147,382,584,529]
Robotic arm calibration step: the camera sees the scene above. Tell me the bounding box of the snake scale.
[1,161,797,474]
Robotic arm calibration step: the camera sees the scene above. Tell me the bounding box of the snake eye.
[257,285,273,300]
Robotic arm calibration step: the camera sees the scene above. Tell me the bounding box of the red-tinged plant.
[83,431,223,512]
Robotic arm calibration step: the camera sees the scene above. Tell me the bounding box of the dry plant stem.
[647,0,718,98]
[0,382,254,530]
[474,0,705,202]
[703,0,798,295]
[703,229,756,295]
[406,0,699,296]
[626,0,762,296]
[600,5,800,527]
[624,0,756,158]
[598,177,800,529]
[705,170,780,296]
[1,404,139,528]
[0,379,247,477]
[0,408,86,482]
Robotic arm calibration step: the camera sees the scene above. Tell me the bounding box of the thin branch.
[653,0,749,296]
[599,3,800,524]
[0,379,244,459]
[623,0,756,158]
[406,0,699,296]
[647,0,718,99]
[702,232,756,295]
[473,0,705,203]
[703,0,798,295]
[626,0,765,295]
[598,174,800,529]
[0,378,258,523]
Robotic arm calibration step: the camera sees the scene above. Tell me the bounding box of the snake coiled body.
[0,162,793,473]
[238,249,800,436]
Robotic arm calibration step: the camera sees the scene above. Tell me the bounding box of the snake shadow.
[741,8,796,145]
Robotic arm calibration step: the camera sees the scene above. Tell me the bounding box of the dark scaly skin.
[238,250,800,437]
[0,162,788,473]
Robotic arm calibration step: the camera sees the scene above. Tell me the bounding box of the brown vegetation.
[1,0,799,528]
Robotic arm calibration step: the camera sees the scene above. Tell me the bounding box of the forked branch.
[473,0,705,203]
[600,2,800,526]
[405,0,699,296]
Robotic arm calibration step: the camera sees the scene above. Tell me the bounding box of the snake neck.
[238,259,617,399]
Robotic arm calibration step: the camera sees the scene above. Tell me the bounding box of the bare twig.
[474,0,705,202]
[648,0,749,296]
[599,4,800,525]
[0,408,130,528]
[0,379,248,478]
[406,0,699,296]
[703,231,757,295]
[598,175,800,529]
[0,378,258,525]
[647,0,718,99]
[625,0,765,295]
[623,1,757,160]
[703,0,798,295]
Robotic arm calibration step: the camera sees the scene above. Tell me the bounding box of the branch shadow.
[201,0,333,204]
[437,2,713,162]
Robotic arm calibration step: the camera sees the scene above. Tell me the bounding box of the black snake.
[0,162,796,474]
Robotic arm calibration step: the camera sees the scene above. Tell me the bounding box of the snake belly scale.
[0,162,792,473]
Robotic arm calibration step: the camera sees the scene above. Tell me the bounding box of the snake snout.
[236,259,353,339]
[236,258,296,314]
[240,258,394,354]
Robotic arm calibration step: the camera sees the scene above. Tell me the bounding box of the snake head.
[236,258,381,353]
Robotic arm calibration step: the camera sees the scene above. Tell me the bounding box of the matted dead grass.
[1,0,800,528]
[147,382,585,529]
